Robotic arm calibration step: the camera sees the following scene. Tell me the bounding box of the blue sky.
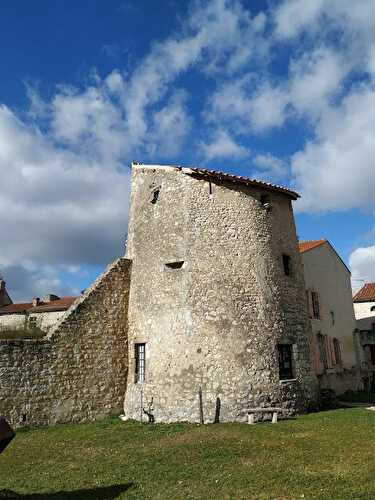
[2,0,375,300]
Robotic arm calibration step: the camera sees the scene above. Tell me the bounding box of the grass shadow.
[0,483,133,499]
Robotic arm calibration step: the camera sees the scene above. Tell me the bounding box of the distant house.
[0,286,77,333]
[299,240,361,393]
[353,283,375,391]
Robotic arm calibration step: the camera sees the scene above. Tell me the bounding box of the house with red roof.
[0,282,77,334]
[299,240,361,393]
[353,283,375,390]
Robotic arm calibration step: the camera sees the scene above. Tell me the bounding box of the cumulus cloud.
[291,86,375,212]
[0,103,130,300]
[200,129,249,160]
[4,0,375,299]
[349,246,375,289]
[1,0,269,300]
[252,154,288,182]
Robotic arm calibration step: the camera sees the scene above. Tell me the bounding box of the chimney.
[42,294,60,303]
[32,298,40,307]
[0,280,12,307]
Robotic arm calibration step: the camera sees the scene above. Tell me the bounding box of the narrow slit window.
[278,344,294,380]
[151,189,159,204]
[260,194,270,206]
[330,310,335,326]
[282,254,291,276]
[165,261,184,269]
[135,343,146,383]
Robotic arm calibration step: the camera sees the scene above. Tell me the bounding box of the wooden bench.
[246,407,284,424]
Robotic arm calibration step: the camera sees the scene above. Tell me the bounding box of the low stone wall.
[0,258,131,429]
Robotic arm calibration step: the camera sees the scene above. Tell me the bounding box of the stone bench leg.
[248,413,255,425]
[272,412,278,424]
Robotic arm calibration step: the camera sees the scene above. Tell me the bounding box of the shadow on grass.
[0,483,133,499]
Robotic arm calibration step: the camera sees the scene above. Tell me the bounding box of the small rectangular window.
[165,261,184,269]
[135,343,146,383]
[282,254,291,276]
[278,344,294,380]
[29,316,37,328]
[311,292,320,319]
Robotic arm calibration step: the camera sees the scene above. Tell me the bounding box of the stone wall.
[124,165,318,424]
[0,258,131,429]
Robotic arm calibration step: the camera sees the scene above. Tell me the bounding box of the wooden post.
[198,387,204,424]
[272,412,278,424]
[214,397,221,424]
[248,413,255,425]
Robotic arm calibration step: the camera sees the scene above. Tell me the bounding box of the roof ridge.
[132,163,300,199]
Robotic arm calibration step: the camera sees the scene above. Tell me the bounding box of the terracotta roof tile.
[185,167,300,200]
[353,283,375,302]
[0,303,33,315]
[0,297,77,315]
[29,297,77,313]
[298,240,327,253]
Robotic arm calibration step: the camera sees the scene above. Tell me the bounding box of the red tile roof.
[185,167,300,200]
[298,239,351,275]
[353,283,375,303]
[0,297,77,315]
[30,297,77,313]
[298,240,327,253]
[0,303,33,315]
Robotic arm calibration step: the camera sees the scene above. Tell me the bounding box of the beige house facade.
[299,240,361,393]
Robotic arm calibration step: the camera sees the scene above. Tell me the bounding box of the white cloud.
[0,103,130,300]
[200,129,249,160]
[252,153,288,181]
[349,246,375,288]
[274,0,325,39]
[148,90,192,157]
[292,86,375,212]
[206,47,347,133]
[2,0,270,300]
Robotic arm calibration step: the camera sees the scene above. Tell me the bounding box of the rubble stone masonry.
[123,165,318,423]
[0,258,131,429]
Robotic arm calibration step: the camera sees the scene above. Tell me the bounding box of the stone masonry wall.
[0,258,131,429]
[124,165,317,424]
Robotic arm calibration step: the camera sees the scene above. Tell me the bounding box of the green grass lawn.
[1,408,375,499]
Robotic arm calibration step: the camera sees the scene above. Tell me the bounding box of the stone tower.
[123,163,317,423]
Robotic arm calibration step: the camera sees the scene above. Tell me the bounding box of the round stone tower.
[123,163,317,423]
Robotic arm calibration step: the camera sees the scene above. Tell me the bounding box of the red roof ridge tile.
[353,283,375,302]
[298,239,327,253]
